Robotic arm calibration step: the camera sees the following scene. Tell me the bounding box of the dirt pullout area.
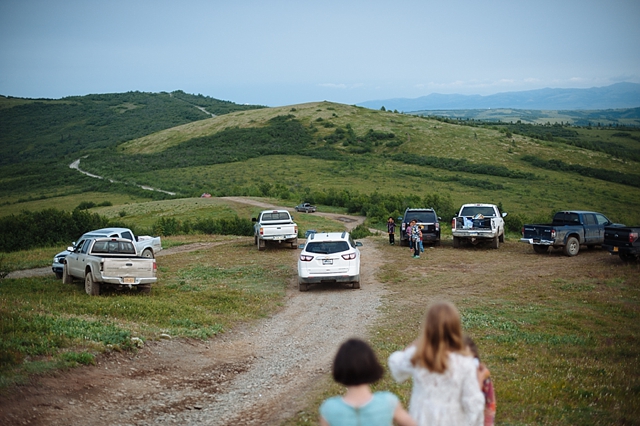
[0,240,385,426]
[220,196,365,230]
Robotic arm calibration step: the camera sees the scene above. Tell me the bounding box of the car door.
[66,239,91,277]
[594,213,612,242]
[583,214,599,245]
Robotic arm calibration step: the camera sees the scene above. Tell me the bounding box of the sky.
[1,0,639,107]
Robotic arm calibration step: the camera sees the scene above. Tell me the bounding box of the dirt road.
[0,201,381,426]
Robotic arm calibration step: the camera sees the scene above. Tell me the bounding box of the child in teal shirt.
[320,338,415,426]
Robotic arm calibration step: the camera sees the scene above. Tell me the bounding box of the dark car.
[295,203,316,213]
[398,208,441,247]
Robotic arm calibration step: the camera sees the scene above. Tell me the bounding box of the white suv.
[297,231,362,291]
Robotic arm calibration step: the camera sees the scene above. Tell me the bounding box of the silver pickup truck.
[62,237,157,296]
[52,227,162,279]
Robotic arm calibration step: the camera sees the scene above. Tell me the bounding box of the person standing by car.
[411,221,422,258]
[387,217,396,245]
[407,219,416,253]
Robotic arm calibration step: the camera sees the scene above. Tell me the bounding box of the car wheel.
[141,249,154,259]
[352,280,360,289]
[290,238,298,249]
[491,236,500,249]
[85,272,100,296]
[564,237,580,257]
[62,265,73,284]
[138,284,151,294]
[258,238,266,251]
[54,271,63,279]
[254,235,258,245]
[499,231,505,243]
[533,245,549,254]
[453,236,460,248]
[298,281,308,292]
[619,252,638,262]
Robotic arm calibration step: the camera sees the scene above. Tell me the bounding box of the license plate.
[322,259,333,265]
[123,277,135,284]
[613,247,618,252]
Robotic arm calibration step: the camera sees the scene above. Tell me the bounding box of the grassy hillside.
[1,99,640,226]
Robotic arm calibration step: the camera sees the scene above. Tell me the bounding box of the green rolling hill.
[1,93,639,227]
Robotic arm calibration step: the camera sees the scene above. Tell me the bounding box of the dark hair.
[464,335,480,360]
[332,338,384,386]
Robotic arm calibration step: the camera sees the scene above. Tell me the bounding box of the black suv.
[398,208,441,247]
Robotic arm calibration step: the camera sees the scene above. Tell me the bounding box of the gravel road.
[0,201,385,426]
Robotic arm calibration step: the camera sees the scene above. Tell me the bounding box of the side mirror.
[438,217,442,220]
[251,217,257,222]
[67,246,75,252]
[298,244,305,249]
[502,212,508,218]
[355,241,363,247]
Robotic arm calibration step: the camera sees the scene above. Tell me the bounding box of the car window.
[406,211,437,223]
[594,214,610,225]
[584,214,596,225]
[460,207,495,217]
[305,241,350,254]
[80,239,92,254]
[553,212,580,224]
[262,212,290,221]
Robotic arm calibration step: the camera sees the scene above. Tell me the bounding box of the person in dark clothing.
[387,217,396,245]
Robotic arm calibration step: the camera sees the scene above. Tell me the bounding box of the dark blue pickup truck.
[520,211,621,256]
[602,226,640,262]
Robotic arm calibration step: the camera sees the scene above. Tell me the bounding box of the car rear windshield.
[261,212,291,221]
[91,241,136,254]
[305,241,350,254]
[460,206,496,217]
[406,211,437,223]
[553,212,580,224]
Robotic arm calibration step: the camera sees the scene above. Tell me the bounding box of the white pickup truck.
[451,203,507,249]
[252,210,298,251]
[62,237,157,295]
[52,227,162,279]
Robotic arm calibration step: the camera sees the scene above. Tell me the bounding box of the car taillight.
[521,226,525,236]
[451,218,456,228]
[294,225,298,234]
[551,230,556,238]
[300,255,314,261]
[153,262,157,270]
[435,223,440,231]
[259,227,264,236]
[342,253,357,260]
[630,232,639,243]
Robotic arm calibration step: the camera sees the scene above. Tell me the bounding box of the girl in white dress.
[388,302,486,426]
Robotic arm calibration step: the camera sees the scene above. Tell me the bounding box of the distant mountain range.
[357,82,640,112]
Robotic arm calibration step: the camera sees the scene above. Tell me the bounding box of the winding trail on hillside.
[69,158,177,196]
[0,198,385,426]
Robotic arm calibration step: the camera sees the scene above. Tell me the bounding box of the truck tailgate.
[102,258,156,278]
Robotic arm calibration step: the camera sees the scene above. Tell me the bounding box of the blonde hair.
[411,301,464,373]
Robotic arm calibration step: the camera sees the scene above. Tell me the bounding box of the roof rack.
[341,231,346,239]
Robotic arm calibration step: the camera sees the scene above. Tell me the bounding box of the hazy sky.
[1,0,639,106]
